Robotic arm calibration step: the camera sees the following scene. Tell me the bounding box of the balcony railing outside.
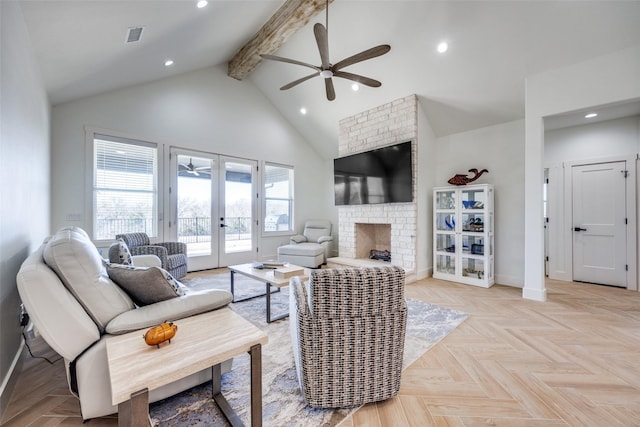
[178,216,251,243]
[96,217,250,243]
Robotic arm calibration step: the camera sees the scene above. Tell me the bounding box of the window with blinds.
[93,134,158,240]
[263,163,294,233]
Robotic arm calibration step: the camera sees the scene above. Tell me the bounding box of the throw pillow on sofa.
[106,264,187,306]
[108,238,133,265]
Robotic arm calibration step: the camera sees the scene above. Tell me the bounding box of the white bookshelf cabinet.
[433,184,494,287]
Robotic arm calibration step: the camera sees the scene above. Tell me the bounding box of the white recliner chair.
[17,227,233,420]
[277,220,333,268]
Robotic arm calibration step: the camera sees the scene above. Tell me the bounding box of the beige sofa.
[17,227,232,420]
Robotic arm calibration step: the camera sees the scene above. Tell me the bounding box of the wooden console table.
[106,308,268,427]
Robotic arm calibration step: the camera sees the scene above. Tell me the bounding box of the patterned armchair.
[289,266,407,408]
[115,232,188,279]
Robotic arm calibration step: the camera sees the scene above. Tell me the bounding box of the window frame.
[261,162,294,237]
[86,128,164,244]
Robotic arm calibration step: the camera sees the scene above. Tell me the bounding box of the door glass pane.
[461,189,485,209]
[435,233,455,253]
[436,212,456,231]
[177,155,212,257]
[225,162,252,253]
[462,235,484,255]
[436,190,455,209]
[462,213,484,232]
[435,254,455,275]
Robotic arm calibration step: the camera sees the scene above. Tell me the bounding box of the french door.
[169,148,257,271]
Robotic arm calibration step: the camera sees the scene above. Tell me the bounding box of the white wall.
[436,120,525,287]
[51,65,331,260]
[417,100,438,279]
[0,1,51,415]
[545,116,640,164]
[525,45,640,301]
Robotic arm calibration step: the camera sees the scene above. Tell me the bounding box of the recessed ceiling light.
[437,41,449,53]
[351,83,359,91]
[585,112,598,119]
[197,0,208,8]
[300,107,307,115]
[164,59,174,67]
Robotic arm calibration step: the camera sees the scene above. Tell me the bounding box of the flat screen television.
[334,141,413,206]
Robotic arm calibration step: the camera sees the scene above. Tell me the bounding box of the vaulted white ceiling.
[19,1,640,159]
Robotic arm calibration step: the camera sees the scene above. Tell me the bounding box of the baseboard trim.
[0,340,25,422]
[522,286,547,302]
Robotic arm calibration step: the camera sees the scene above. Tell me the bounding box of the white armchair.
[277,220,333,268]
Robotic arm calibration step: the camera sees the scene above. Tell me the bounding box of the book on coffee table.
[252,260,286,269]
[274,266,304,279]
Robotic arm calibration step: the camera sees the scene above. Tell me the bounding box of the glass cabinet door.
[436,190,456,209]
[436,233,456,253]
[436,212,456,232]
[462,257,485,280]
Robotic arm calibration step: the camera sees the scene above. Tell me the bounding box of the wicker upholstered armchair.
[115,232,188,279]
[289,266,407,408]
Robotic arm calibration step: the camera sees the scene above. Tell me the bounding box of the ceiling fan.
[179,158,210,176]
[260,0,390,101]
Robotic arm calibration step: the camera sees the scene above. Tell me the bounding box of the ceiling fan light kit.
[260,0,390,101]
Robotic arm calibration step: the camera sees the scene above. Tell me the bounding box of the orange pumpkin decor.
[143,322,178,348]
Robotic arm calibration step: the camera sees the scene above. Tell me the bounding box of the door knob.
[574,227,587,232]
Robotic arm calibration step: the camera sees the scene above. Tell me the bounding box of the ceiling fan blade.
[325,78,336,101]
[313,23,331,69]
[333,71,382,87]
[280,72,319,90]
[260,54,320,72]
[332,44,391,72]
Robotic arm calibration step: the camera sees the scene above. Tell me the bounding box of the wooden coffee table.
[228,263,308,323]
[106,308,268,427]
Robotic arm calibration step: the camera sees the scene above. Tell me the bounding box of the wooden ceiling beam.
[228,0,334,81]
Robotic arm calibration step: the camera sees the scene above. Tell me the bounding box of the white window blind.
[263,163,294,233]
[93,134,158,240]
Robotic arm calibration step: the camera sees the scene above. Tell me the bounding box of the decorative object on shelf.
[445,216,455,230]
[448,168,489,186]
[143,322,178,348]
[462,200,484,209]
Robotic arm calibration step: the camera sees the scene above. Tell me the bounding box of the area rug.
[149,271,468,426]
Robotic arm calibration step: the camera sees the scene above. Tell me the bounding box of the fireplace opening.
[355,223,391,261]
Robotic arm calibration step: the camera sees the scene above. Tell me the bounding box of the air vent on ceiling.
[126,26,144,43]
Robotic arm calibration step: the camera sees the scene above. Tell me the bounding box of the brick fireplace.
[334,95,418,274]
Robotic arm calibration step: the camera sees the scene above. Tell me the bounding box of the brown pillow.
[106,264,187,306]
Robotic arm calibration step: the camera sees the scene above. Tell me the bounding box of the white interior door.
[572,161,627,287]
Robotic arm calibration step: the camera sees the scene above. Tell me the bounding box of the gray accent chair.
[289,266,407,408]
[115,232,188,279]
[277,220,333,268]
[17,227,232,420]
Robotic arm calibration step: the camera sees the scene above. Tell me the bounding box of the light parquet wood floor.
[2,277,640,426]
